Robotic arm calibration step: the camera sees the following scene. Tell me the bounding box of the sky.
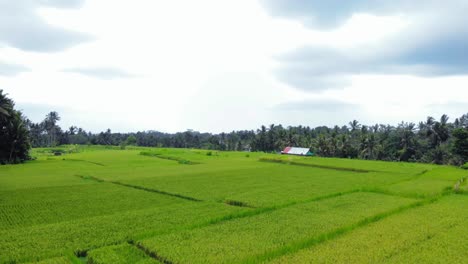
[1,0,467,133]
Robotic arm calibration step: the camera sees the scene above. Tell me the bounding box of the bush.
[50,149,66,154]
[125,135,137,146]
[120,142,127,150]
[462,163,468,170]
[206,151,212,156]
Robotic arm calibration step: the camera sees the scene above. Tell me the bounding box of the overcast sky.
[1,0,467,133]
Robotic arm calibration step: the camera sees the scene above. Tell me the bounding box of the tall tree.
[349,120,361,132]
[452,128,468,163]
[0,90,31,164]
[44,111,61,147]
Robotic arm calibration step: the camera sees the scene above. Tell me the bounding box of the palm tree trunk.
[9,140,15,163]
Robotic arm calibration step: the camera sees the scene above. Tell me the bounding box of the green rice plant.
[138,192,418,264]
[140,151,201,165]
[0,201,249,263]
[268,195,468,264]
[381,167,468,197]
[258,154,434,175]
[0,182,188,229]
[24,256,72,264]
[119,160,421,207]
[0,146,465,263]
[87,244,160,264]
[259,157,373,173]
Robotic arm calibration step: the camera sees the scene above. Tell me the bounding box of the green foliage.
[177,159,192,164]
[125,135,137,146]
[43,111,61,147]
[453,128,468,162]
[0,89,31,164]
[119,141,127,150]
[20,99,467,166]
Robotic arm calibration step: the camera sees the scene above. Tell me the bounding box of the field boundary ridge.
[74,174,202,202]
[258,158,375,173]
[128,239,175,264]
[140,151,201,165]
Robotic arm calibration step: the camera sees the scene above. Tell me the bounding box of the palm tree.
[0,92,30,164]
[460,113,468,128]
[423,116,435,136]
[316,134,330,156]
[349,120,361,132]
[0,90,12,117]
[286,127,298,147]
[0,106,9,117]
[360,133,377,159]
[440,114,449,125]
[8,112,29,162]
[400,122,416,148]
[329,132,338,156]
[372,124,379,133]
[44,111,60,146]
[69,126,77,135]
[433,114,450,145]
[397,122,417,161]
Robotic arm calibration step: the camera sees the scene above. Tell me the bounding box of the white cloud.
[1,0,467,132]
[0,61,29,76]
[0,0,90,52]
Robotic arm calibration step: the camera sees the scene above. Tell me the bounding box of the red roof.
[282,147,292,153]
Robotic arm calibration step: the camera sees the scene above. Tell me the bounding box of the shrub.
[51,149,66,156]
[125,135,137,146]
[120,142,127,150]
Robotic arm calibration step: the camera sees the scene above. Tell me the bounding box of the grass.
[462,162,468,170]
[0,145,466,263]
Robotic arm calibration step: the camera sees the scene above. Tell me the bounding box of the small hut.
[281,147,313,156]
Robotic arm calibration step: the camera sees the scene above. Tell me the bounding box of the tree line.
[1,89,467,165]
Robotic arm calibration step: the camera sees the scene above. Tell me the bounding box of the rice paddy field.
[0,145,467,263]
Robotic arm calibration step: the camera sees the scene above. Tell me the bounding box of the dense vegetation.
[0,146,466,263]
[1,89,467,166]
[0,90,30,164]
[26,111,468,166]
